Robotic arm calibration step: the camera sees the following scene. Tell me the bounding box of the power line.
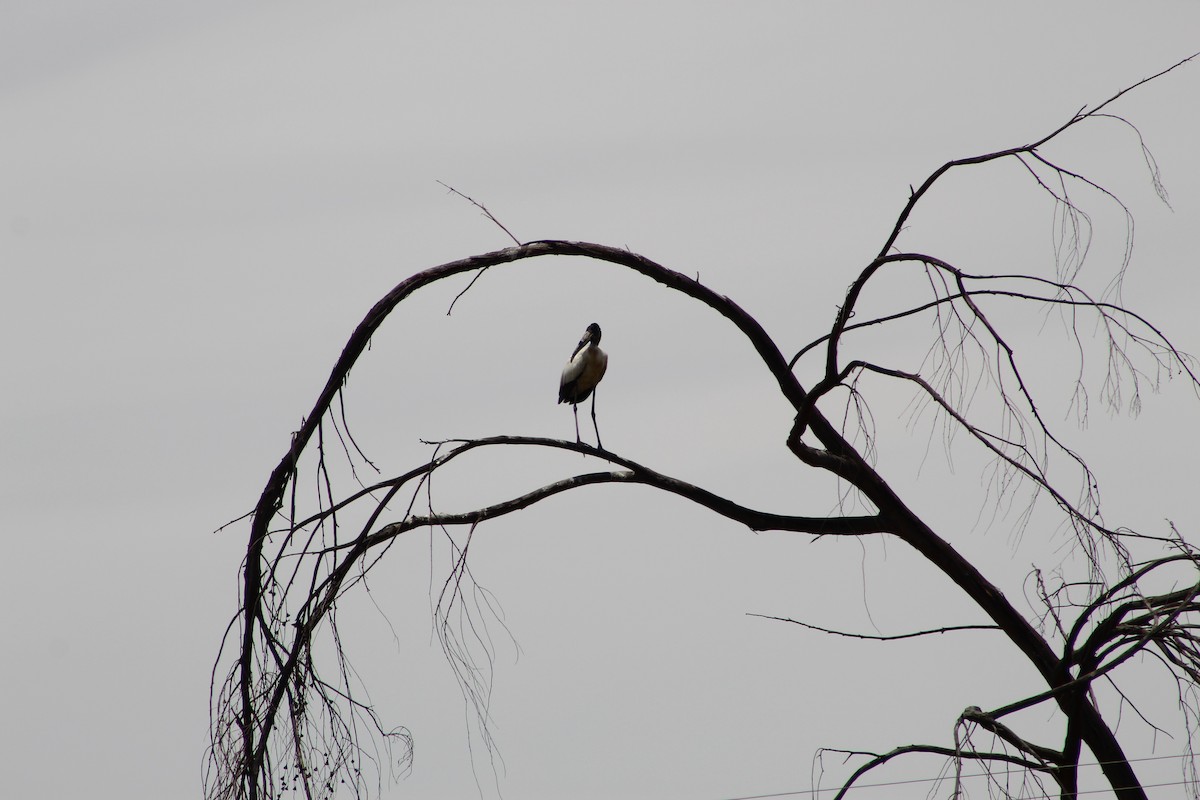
[715,752,1197,800]
[1073,779,1200,796]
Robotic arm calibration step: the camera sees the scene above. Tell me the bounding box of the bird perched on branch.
[558,322,608,448]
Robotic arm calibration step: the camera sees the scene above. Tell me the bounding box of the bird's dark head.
[585,322,602,344]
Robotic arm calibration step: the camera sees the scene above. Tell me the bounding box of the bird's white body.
[558,323,608,405]
[558,342,607,404]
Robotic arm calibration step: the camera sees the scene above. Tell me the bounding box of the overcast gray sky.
[4,3,1200,799]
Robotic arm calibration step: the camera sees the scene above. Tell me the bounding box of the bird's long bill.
[572,327,594,358]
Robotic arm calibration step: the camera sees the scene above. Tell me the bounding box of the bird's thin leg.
[572,403,582,443]
[590,389,602,450]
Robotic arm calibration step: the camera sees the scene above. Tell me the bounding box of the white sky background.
[3,3,1200,798]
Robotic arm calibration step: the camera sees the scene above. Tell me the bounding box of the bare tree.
[207,56,1200,800]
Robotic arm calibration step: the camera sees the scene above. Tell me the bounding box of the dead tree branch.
[209,54,1200,800]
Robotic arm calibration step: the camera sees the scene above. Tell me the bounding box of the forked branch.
[210,55,1200,800]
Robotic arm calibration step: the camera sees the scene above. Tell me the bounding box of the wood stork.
[557,322,608,447]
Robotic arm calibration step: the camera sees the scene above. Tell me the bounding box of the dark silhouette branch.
[872,51,1198,263]
[822,743,1053,800]
[223,248,1153,800]
[747,613,1000,640]
[241,435,894,782]
[437,181,522,247]
[985,576,1200,722]
[960,706,1064,765]
[210,54,1200,800]
[796,54,1200,437]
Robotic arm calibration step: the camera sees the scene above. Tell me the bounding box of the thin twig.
[748,613,999,640]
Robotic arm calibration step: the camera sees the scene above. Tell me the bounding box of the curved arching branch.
[843,360,1110,537]
[1065,553,1200,657]
[222,237,1157,800]
[794,246,1198,587]
[211,54,1200,800]
[225,234,875,798]
[872,51,1198,263]
[747,613,1000,640]
[327,435,889,541]
[984,578,1200,723]
[228,432,895,791]
[823,743,1054,800]
[796,53,1200,435]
